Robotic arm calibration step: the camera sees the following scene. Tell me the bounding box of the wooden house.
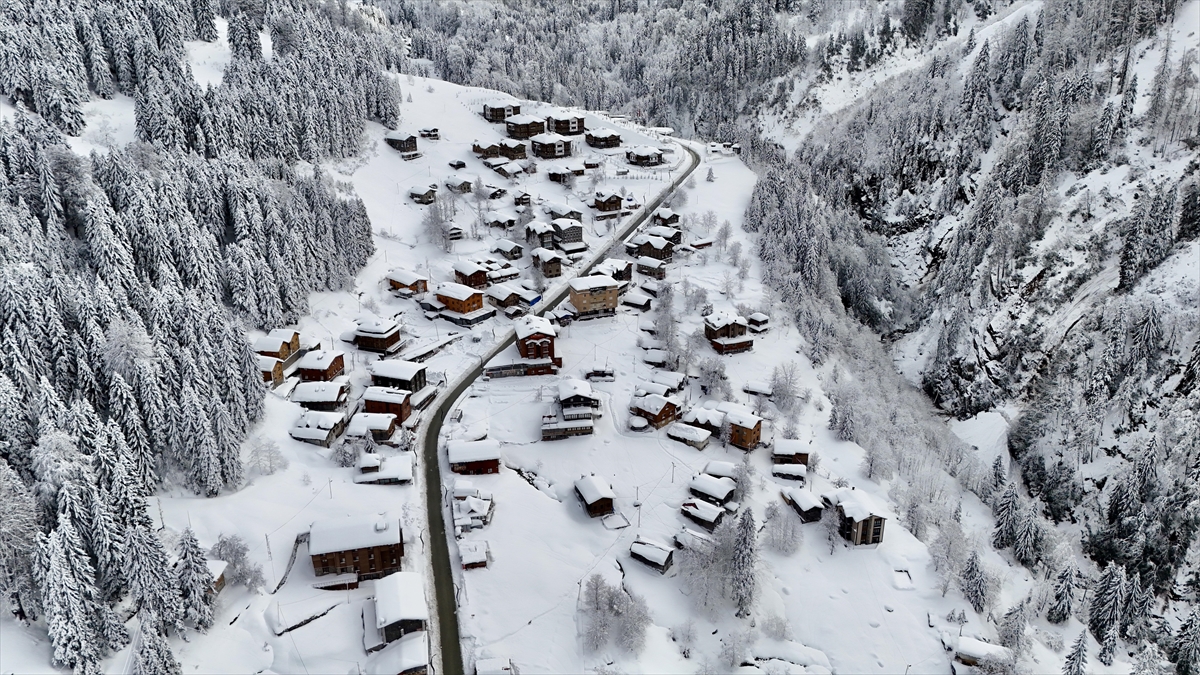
[370,360,427,393]
[484,212,517,230]
[822,487,887,545]
[291,381,349,411]
[680,498,724,532]
[355,317,404,354]
[296,350,345,382]
[309,515,403,580]
[363,387,412,422]
[748,312,770,333]
[445,174,474,193]
[254,334,293,360]
[773,438,811,466]
[483,99,520,122]
[558,378,600,410]
[448,159,467,169]
[717,402,762,450]
[516,316,561,365]
[636,256,666,280]
[408,185,437,205]
[435,282,485,314]
[530,133,572,159]
[622,292,652,312]
[419,127,439,139]
[546,203,583,221]
[630,537,674,574]
[575,475,615,518]
[268,328,301,354]
[459,541,489,570]
[513,191,531,207]
[363,631,428,674]
[505,114,545,140]
[372,571,428,644]
[386,269,429,295]
[347,412,398,445]
[384,131,418,153]
[704,311,753,355]
[645,224,683,245]
[593,189,622,213]
[651,208,680,227]
[689,474,736,506]
[593,258,632,282]
[498,138,527,160]
[546,111,586,135]
[532,248,564,278]
[568,275,619,318]
[494,162,523,179]
[629,394,679,429]
[447,439,502,475]
[205,560,227,597]
[453,261,489,289]
[546,164,573,185]
[485,284,524,309]
[257,355,284,388]
[525,221,555,249]
[626,146,664,166]
[551,218,584,248]
[629,234,674,261]
[472,141,501,158]
[493,239,523,260]
[781,487,824,523]
[586,129,621,148]
[666,423,710,449]
[680,406,725,436]
[289,411,347,447]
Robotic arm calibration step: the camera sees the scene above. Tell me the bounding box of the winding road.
[417,143,700,675]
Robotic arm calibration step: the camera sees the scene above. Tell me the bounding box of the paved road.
[419,144,700,675]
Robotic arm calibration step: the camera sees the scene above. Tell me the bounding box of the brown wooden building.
[291,381,349,411]
[594,189,622,213]
[355,318,403,354]
[308,515,404,580]
[363,386,412,423]
[704,312,753,355]
[257,355,283,388]
[453,261,489,290]
[505,114,546,140]
[448,440,502,475]
[483,100,520,122]
[296,350,345,382]
[515,316,560,365]
[532,248,563,278]
[385,132,418,153]
[370,360,427,393]
[435,283,485,315]
[586,129,622,148]
[386,269,429,295]
[546,111,586,135]
[626,146,664,166]
[651,207,680,227]
[629,394,679,429]
[822,487,886,545]
[498,138,527,160]
[530,133,572,159]
[472,141,501,158]
[254,334,293,360]
[575,475,615,518]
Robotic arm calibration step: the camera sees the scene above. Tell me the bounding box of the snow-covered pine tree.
[1123,571,1153,640]
[1175,608,1200,675]
[1046,560,1077,624]
[1011,504,1043,568]
[132,610,182,675]
[998,599,1029,656]
[1062,631,1088,675]
[175,527,214,631]
[991,482,1021,549]
[1098,625,1119,666]
[1132,641,1171,675]
[960,550,989,614]
[0,459,41,621]
[125,508,181,630]
[730,510,756,617]
[1089,562,1127,641]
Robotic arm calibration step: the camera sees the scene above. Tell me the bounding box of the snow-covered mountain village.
[0,0,1198,674]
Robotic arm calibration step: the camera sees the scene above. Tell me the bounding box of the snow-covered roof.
[674,527,714,549]
[653,207,676,219]
[822,487,883,522]
[641,235,671,250]
[680,499,723,523]
[575,475,614,504]
[387,269,427,286]
[256,355,281,371]
[291,382,346,403]
[364,631,428,675]
[370,360,425,381]
[355,455,414,484]
[505,113,544,125]
[595,188,621,201]
[515,315,556,339]
[558,378,594,402]
[651,371,686,389]
[703,461,738,478]
[569,275,618,292]
[356,317,399,337]
[545,201,581,216]
[358,453,383,471]
[453,260,487,277]
[634,380,669,397]
[744,380,773,396]
[547,110,584,121]
[459,540,489,566]
[348,412,396,435]
[705,310,747,330]
[594,259,630,274]
[486,284,521,301]
[681,406,725,427]
[748,312,770,322]
[374,571,428,627]
[630,537,672,565]
[293,410,345,432]
[499,138,524,148]
[716,401,761,429]
[636,256,664,269]
[205,560,228,580]
[774,438,812,457]
[485,97,518,107]
[773,464,807,479]
[526,220,554,234]
[494,239,522,253]
[447,439,501,464]
[308,514,400,555]
[296,350,343,370]
[363,386,411,404]
[268,328,299,341]
[690,474,736,501]
[782,487,822,511]
[530,132,569,144]
[435,282,481,302]
[474,657,514,675]
[446,173,474,186]
[645,225,680,240]
[588,128,621,138]
[253,335,288,352]
[667,423,711,443]
[631,393,675,416]
[384,130,416,141]
[954,637,1012,662]
[628,145,662,157]
[551,217,583,231]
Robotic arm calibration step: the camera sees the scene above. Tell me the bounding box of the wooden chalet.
[704,311,753,355]
[494,162,523,179]
[372,572,428,644]
[436,282,486,312]
[516,315,561,365]
[419,127,439,139]
[551,218,584,248]
[546,203,583,221]
[822,487,887,545]
[558,378,600,411]
[453,261,489,289]
[636,256,666,280]
[505,114,546,140]
[630,537,674,574]
[575,475,615,518]
[525,221,555,249]
[296,350,345,382]
[651,207,680,227]
[781,487,824,523]
[629,394,679,429]
[626,146,664,166]
[748,312,770,333]
[483,99,520,122]
[493,239,523,260]
[680,498,724,532]
[498,138,527,160]
[370,360,427,392]
[409,185,437,205]
[289,410,347,447]
[254,334,293,360]
[593,189,622,213]
[586,128,621,148]
[485,283,523,309]
[689,474,736,506]
[717,402,762,450]
[257,355,283,388]
[593,258,631,281]
[355,317,404,354]
[309,514,403,580]
[445,174,474,194]
[568,275,619,318]
[546,164,573,185]
[645,224,683,245]
[546,111,586,135]
[530,132,572,159]
[513,190,531,207]
[205,560,227,598]
[459,541,489,570]
[387,269,429,295]
[666,423,710,449]
[363,386,412,422]
[347,412,398,444]
[384,131,418,153]
[532,247,564,278]
[484,212,517,230]
[628,234,674,261]
[472,141,501,158]
[773,438,811,466]
[622,292,652,311]
[447,439,502,475]
[291,381,349,411]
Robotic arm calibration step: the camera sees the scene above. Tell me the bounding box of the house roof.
[435,282,481,302]
[575,475,614,504]
[642,235,671,250]
[253,335,289,352]
[593,259,630,276]
[557,378,593,402]
[374,571,428,627]
[293,410,345,431]
[531,247,562,263]
[634,379,669,396]
[547,110,584,121]
[526,220,554,235]
[308,514,400,555]
[353,455,414,484]
[387,269,427,286]
[370,360,425,381]
[357,453,382,470]
[453,260,487,277]
[630,537,672,565]
[588,128,621,139]
[715,401,762,429]
[680,499,723,523]
[545,201,581,216]
[348,412,396,435]
[631,393,675,416]
[595,188,621,201]
[459,540,489,566]
[551,217,583,231]
[749,312,770,322]
[569,275,618,292]
[384,130,416,141]
[690,474,736,501]
[484,97,519,108]
[356,317,399,337]
[505,113,544,125]
[446,173,474,186]
[268,328,299,341]
[653,207,676,219]
[515,315,556,339]
[291,382,346,403]
[645,225,680,240]
[485,284,521,302]
[822,487,884,522]
[494,239,522,253]
[667,423,711,443]
[703,460,738,479]
[681,406,725,427]
[705,310,748,330]
[530,132,570,144]
[783,487,823,511]
[447,439,501,464]
[296,350,343,370]
[205,559,228,580]
[774,437,813,457]
[499,138,525,148]
[255,355,281,371]
[628,145,662,157]
[636,256,664,269]
[651,370,686,389]
[363,631,428,675]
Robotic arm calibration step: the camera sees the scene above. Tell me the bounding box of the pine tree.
[1098,625,1119,666]
[175,528,214,630]
[1063,631,1088,675]
[998,600,1029,655]
[1176,608,1200,675]
[1089,563,1127,640]
[1132,641,1170,675]
[1012,505,1042,568]
[1123,571,1153,639]
[0,459,41,621]
[125,511,181,629]
[991,482,1021,549]
[730,510,757,617]
[132,610,182,675]
[1046,561,1077,624]
[960,550,989,613]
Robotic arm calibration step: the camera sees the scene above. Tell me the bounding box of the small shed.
[448,439,502,475]
[459,540,490,570]
[296,350,345,382]
[954,638,1014,668]
[387,269,429,295]
[363,631,428,675]
[680,499,724,532]
[408,185,437,205]
[575,475,615,518]
[748,312,770,333]
[781,487,823,523]
[621,292,651,312]
[629,537,674,574]
[666,423,710,449]
[373,572,428,644]
[689,474,736,505]
[771,463,807,483]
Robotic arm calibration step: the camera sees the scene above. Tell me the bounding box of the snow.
[775,437,815,458]
[703,460,738,478]
[629,537,672,565]
[370,360,425,381]
[447,439,502,464]
[364,386,412,404]
[374,572,429,627]
[574,475,615,503]
[954,636,1013,662]
[290,382,346,404]
[309,514,402,556]
[387,269,427,286]
[363,631,429,675]
[556,378,593,402]
[705,309,747,329]
[295,350,343,370]
[459,540,489,566]
[781,487,822,512]
[514,315,556,339]
[680,498,725,524]
[568,275,618,291]
[435,282,480,302]
[689,474,736,501]
[348,412,397,435]
[666,423,711,444]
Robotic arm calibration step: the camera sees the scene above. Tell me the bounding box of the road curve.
[419,143,701,675]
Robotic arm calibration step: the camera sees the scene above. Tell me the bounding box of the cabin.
[525,221,555,249]
[347,412,398,445]
[531,247,564,278]
[445,175,474,194]
[630,537,674,574]
[586,129,621,148]
[355,317,404,355]
[512,191,531,207]
[289,410,347,447]
[483,99,520,122]
[495,138,527,160]
[516,315,561,365]
[558,378,600,410]
[387,269,429,295]
[384,132,418,153]
[717,402,762,450]
[372,571,428,645]
[546,164,573,185]
[541,411,594,440]
[773,438,811,466]
[568,275,619,318]
[546,111,586,135]
[370,360,426,393]
[772,463,807,484]
[453,261,489,290]
[484,212,517,230]
[704,311,753,355]
[781,487,824,523]
[296,350,345,382]
[448,439,502,475]
[689,474,736,505]
[459,541,489,570]
[485,284,525,309]
[593,189,622,214]
[363,631,428,675]
[409,185,437,205]
[448,160,467,170]
[651,208,680,227]
[505,114,546,140]
[363,387,412,423]
[626,146,664,166]
[309,514,403,581]
[622,292,651,312]
[822,487,887,546]
[551,218,584,248]
[680,405,725,435]
[257,355,284,388]
[680,498,724,532]
[291,381,349,412]
[546,203,584,222]
[419,127,439,139]
[575,475,615,518]
[205,560,227,598]
[748,312,770,333]
[629,394,679,429]
[268,328,301,355]
[530,133,572,159]
[666,423,710,449]
[254,334,293,360]
[645,225,683,245]
[435,283,492,326]
[472,141,501,158]
[636,256,666,280]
